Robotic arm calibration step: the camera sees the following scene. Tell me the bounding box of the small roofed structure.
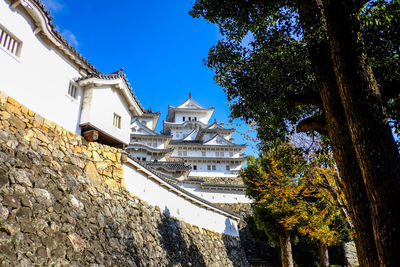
[78,69,144,148]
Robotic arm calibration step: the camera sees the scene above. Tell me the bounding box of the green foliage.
[190,0,400,147]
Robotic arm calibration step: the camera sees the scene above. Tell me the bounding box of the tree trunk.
[319,243,330,267]
[322,1,400,265]
[279,229,293,267]
[296,1,379,266]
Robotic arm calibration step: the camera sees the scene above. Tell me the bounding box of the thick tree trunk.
[322,1,400,265]
[279,229,293,267]
[296,2,379,266]
[319,243,330,267]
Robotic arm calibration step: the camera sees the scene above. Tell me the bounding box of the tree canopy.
[190,0,400,147]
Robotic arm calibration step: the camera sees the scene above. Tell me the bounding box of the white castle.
[0,0,250,235]
[126,93,246,180]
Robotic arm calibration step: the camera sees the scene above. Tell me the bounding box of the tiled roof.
[125,143,173,154]
[169,140,246,147]
[146,161,191,171]
[31,0,99,73]
[77,69,144,111]
[200,184,246,191]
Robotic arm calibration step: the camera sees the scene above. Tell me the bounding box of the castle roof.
[166,93,214,122]
[169,139,246,148]
[78,69,143,115]
[146,161,192,171]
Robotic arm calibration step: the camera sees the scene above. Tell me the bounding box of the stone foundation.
[0,93,248,266]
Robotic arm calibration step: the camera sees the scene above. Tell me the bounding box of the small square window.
[226,165,230,171]
[212,165,216,171]
[193,165,197,170]
[68,82,78,99]
[113,113,121,128]
[207,165,211,170]
[142,157,146,161]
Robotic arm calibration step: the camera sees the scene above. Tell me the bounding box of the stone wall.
[201,176,245,186]
[0,93,248,266]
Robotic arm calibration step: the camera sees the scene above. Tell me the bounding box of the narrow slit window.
[113,113,121,128]
[0,26,22,57]
[68,82,78,99]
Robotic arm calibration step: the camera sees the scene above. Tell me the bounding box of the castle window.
[0,26,22,57]
[178,151,182,156]
[183,117,185,121]
[207,165,211,170]
[188,117,191,121]
[113,113,121,128]
[202,151,206,156]
[212,165,216,171]
[193,165,197,170]
[226,165,230,171]
[230,152,234,157]
[183,151,187,156]
[142,157,146,161]
[68,82,78,99]
[194,117,197,121]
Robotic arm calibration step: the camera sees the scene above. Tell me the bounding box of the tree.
[190,1,400,265]
[242,144,345,267]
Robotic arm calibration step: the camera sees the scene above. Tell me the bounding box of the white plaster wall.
[0,3,83,133]
[80,85,131,144]
[123,162,239,236]
[179,184,252,204]
[175,111,210,124]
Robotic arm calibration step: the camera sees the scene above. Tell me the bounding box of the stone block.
[92,151,101,161]
[43,119,56,130]
[67,233,86,252]
[85,161,102,187]
[34,113,44,125]
[104,179,120,191]
[4,102,21,115]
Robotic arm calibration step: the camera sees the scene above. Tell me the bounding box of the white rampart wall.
[179,184,252,204]
[0,2,83,133]
[123,161,240,236]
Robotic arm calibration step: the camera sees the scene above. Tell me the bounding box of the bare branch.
[296,115,328,135]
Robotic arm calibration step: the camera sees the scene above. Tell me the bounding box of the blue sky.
[42,0,257,154]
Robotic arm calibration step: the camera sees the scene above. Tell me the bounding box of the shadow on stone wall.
[0,95,248,266]
[158,208,206,267]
